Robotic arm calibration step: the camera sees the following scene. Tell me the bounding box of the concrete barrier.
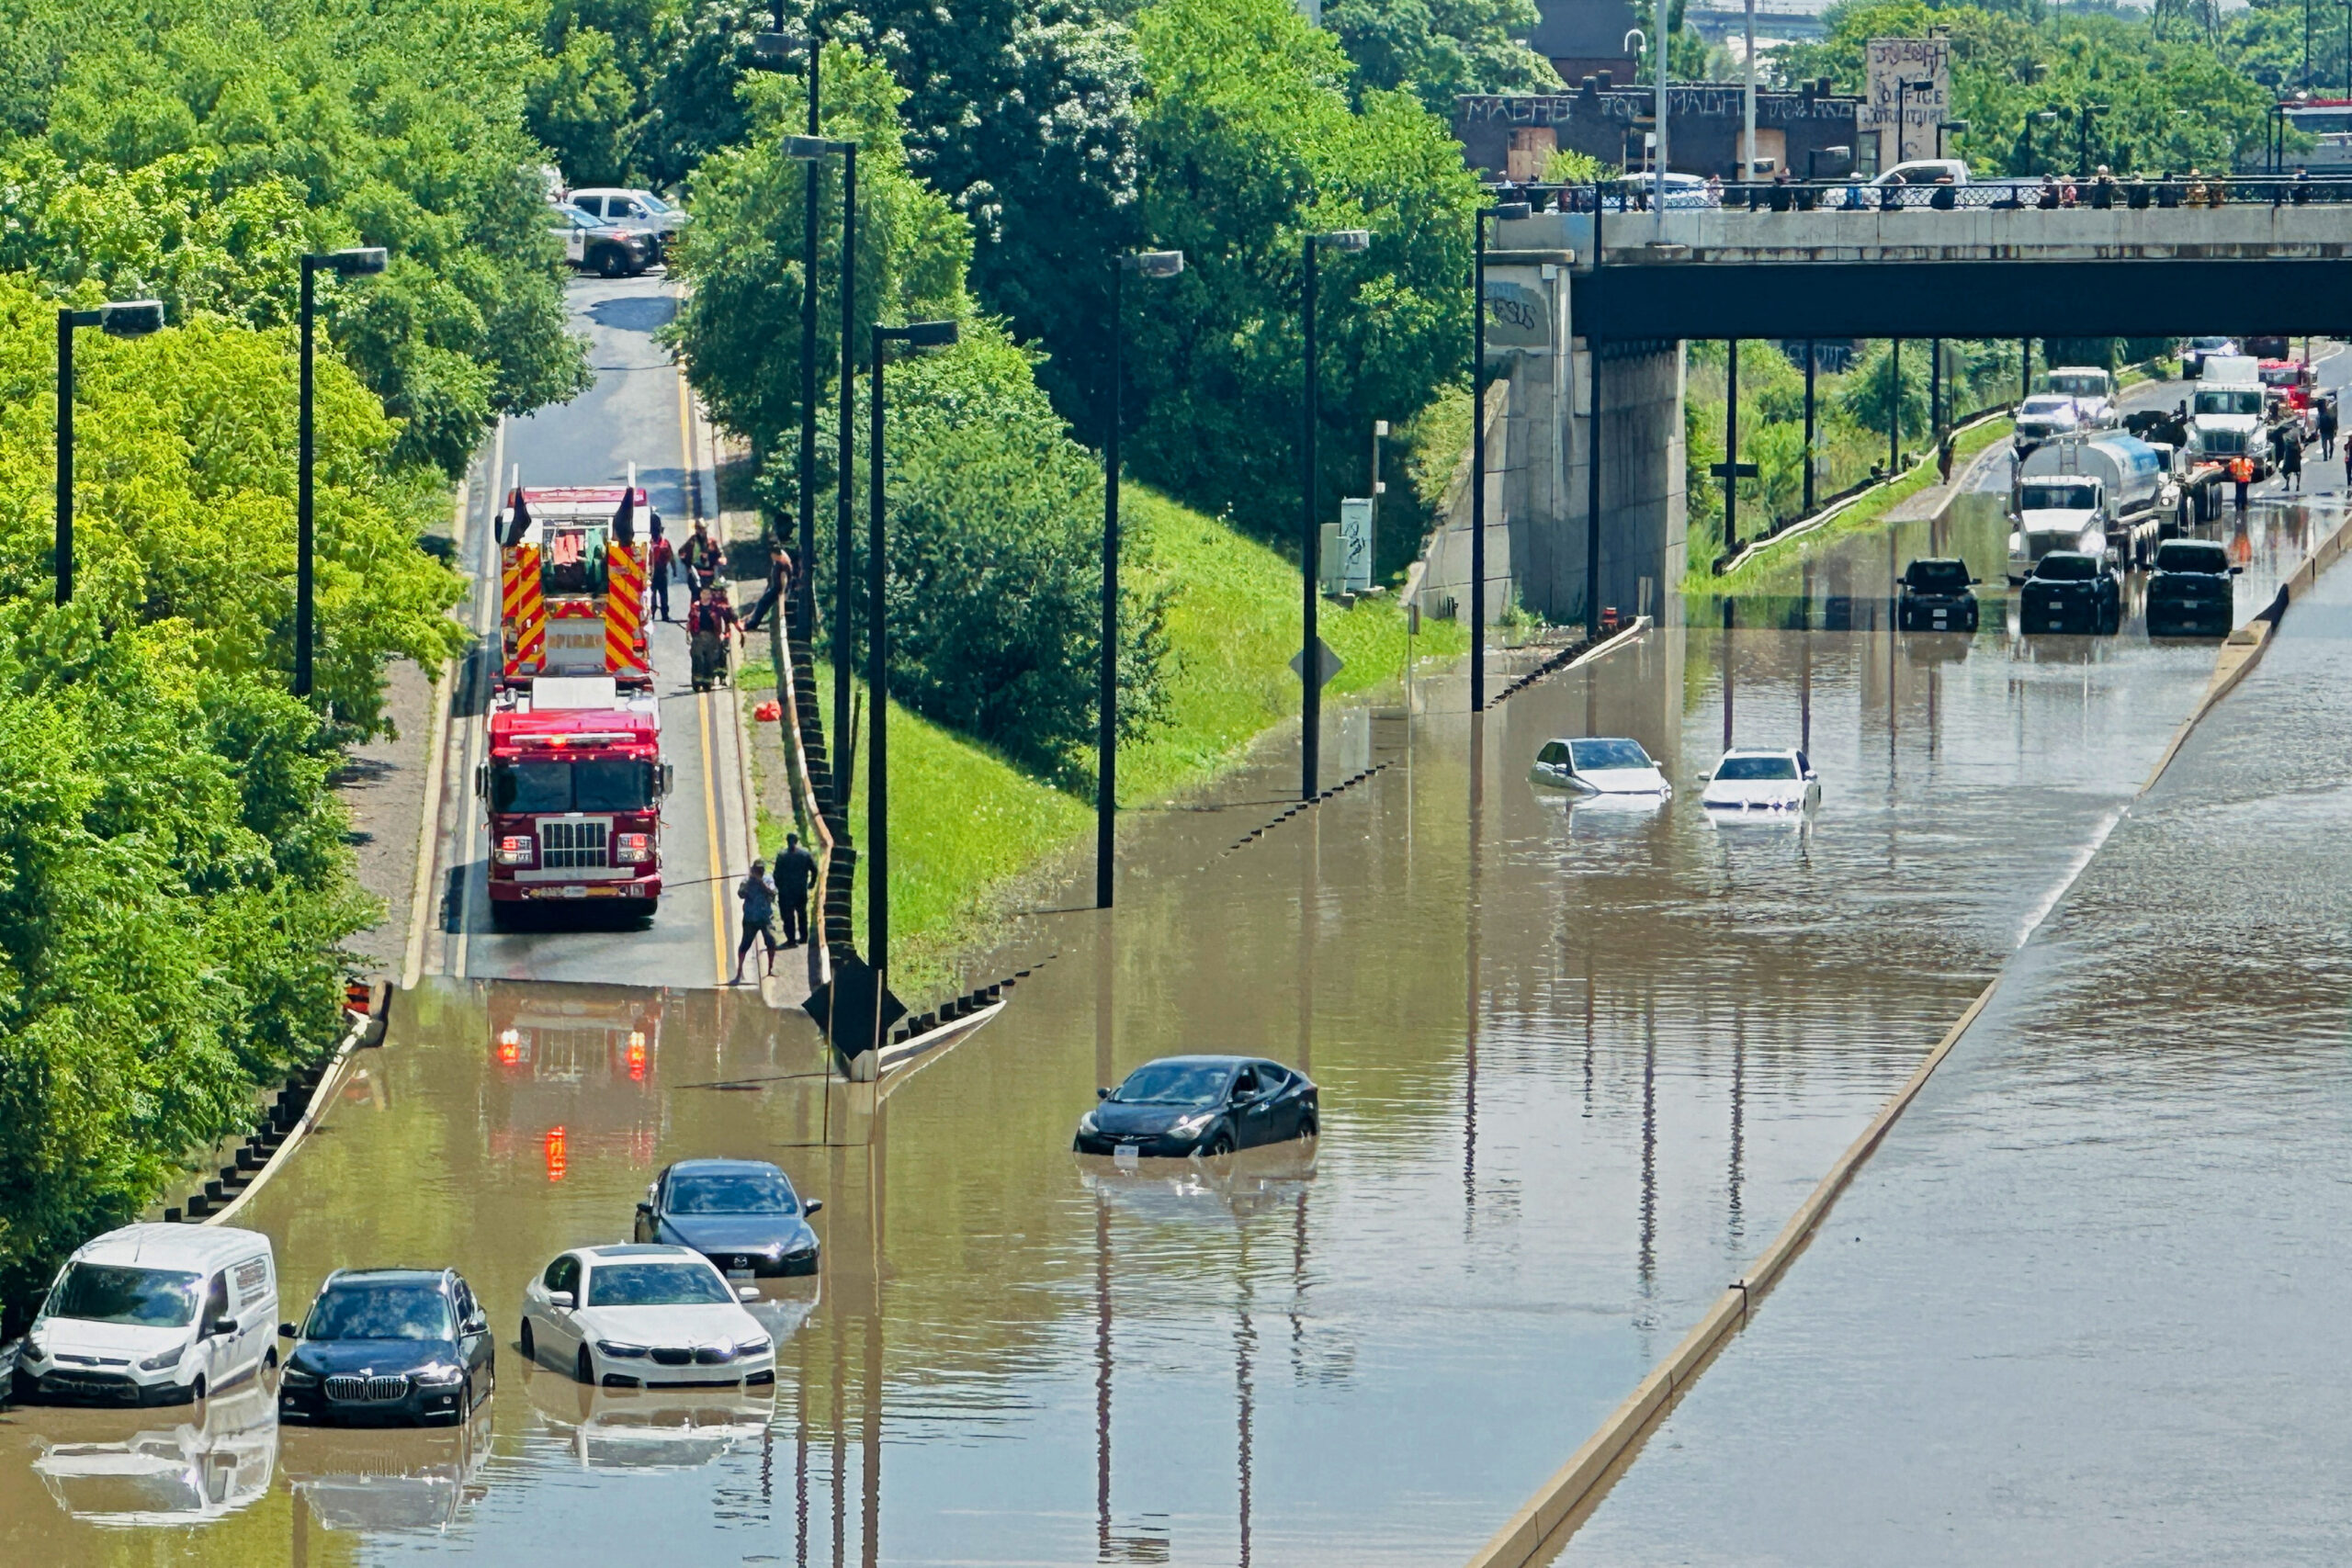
[1465,512,2352,1568]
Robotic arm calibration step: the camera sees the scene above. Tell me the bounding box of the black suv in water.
[2020,550,2120,635]
[2144,539,2239,637]
[277,1269,495,1427]
[1897,558,1981,632]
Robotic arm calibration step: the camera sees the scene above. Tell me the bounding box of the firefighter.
[688,587,736,692]
[680,523,720,595]
[649,531,676,620]
[2231,455,2254,511]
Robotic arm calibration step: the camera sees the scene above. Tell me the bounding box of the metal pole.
[1724,339,1739,550]
[867,329,888,978]
[1098,265,1122,908]
[1301,234,1320,801]
[1930,337,1942,445]
[797,42,820,635]
[53,309,72,606]
[1742,0,1757,179]
[1470,219,1487,714]
[1802,340,1816,513]
[833,146,857,816]
[2021,337,2031,400]
[297,258,317,697]
[1585,336,1602,640]
[1887,338,1902,473]
[1654,0,1670,216]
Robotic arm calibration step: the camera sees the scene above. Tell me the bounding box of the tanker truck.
[2007,434,2173,583]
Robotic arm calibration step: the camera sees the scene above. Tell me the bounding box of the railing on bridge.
[1501,174,2352,216]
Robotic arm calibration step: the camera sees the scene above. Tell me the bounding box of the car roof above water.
[72,1224,270,1273]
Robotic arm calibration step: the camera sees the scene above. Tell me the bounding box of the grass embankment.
[1703,416,2014,597]
[752,484,1466,996]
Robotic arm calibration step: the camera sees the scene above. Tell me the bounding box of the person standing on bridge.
[777,832,817,950]
[732,859,780,984]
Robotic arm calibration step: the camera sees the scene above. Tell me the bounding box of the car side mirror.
[474,761,489,800]
[1096,1087,1111,1100]
[803,1199,822,1216]
[211,1316,238,1338]
[278,1322,299,1339]
[661,762,677,796]
[736,1285,760,1303]
[463,1314,489,1335]
[636,1201,653,1215]
[1970,578,1983,585]
[548,1291,574,1310]
[2230,565,2243,575]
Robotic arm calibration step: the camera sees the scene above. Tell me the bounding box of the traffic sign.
[1290,637,1344,691]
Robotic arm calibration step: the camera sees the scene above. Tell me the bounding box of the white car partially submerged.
[518,1245,775,1392]
[1532,737,1670,797]
[1700,749,1820,814]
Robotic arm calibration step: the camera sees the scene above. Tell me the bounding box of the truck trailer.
[2007,434,2172,583]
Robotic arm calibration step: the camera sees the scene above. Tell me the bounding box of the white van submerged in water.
[14,1225,278,1406]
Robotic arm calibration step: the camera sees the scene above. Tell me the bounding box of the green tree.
[1126,0,1481,545]
[1325,0,1560,117]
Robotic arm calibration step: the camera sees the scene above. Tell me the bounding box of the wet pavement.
[1552,512,2352,1568]
[6,386,2346,1565]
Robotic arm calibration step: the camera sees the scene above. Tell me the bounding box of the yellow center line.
[699,689,729,986]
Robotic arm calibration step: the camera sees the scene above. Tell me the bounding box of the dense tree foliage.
[0,0,591,475]
[1326,0,1557,115]
[1124,0,1481,545]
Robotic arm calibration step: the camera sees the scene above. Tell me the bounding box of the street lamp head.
[784,134,849,160]
[1317,229,1373,251]
[885,320,959,349]
[753,29,806,61]
[323,247,388,276]
[96,299,164,337]
[1120,250,1185,278]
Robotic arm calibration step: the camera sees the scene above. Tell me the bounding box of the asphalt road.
[419,272,757,990]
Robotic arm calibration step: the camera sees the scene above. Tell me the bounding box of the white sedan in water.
[1700,749,1820,814]
[518,1245,775,1390]
[1531,737,1671,797]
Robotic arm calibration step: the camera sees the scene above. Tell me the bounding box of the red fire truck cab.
[479,676,672,924]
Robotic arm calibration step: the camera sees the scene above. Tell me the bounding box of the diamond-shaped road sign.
[1290,637,1344,691]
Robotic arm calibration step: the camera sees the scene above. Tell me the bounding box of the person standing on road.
[2281,432,2304,492]
[776,832,817,949]
[2319,396,2338,463]
[680,523,719,595]
[732,859,780,984]
[2232,455,2253,511]
[649,531,676,620]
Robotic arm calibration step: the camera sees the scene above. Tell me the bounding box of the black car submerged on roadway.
[2144,539,2240,637]
[277,1269,494,1427]
[634,1158,822,1279]
[1897,558,1981,633]
[2020,550,2121,635]
[1074,1055,1319,1159]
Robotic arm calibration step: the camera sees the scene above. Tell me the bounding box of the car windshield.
[584,1261,735,1308]
[2195,389,2264,415]
[634,192,673,214]
[1715,755,1798,781]
[2019,399,2074,417]
[306,1286,453,1341]
[2155,543,2231,573]
[1112,1061,1233,1107]
[1568,739,1652,772]
[2034,555,2099,581]
[2047,374,2107,398]
[45,1264,201,1327]
[2260,366,2303,387]
[2191,337,2235,351]
[667,1172,797,1215]
[1905,560,1970,591]
[2020,483,2097,511]
[492,759,658,813]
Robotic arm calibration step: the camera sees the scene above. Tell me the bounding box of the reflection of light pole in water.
[1465,715,1484,1222]
[1096,1192,1114,1557]
[1638,988,1657,1301]
[1291,1185,1311,1377]
[1800,562,1815,753]
[1299,809,1318,1074]
[1721,598,1736,750]
[1237,1228,1257,1568]
[1728,1004,1747,1250]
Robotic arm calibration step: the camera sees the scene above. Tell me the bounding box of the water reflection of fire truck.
[486,987,664,1176]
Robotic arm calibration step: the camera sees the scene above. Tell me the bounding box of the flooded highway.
[1551,525,2352,1565]
[4,421,2342,1565]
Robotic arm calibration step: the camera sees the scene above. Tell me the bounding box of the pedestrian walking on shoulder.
[2281,433,2304,492]
[2319,396,2338,463]
[776,832,817,949]
[732,860,780,984]
[650,532,676,620]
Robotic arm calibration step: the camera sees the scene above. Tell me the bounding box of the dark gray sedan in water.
[1074,1056,1318,1159]
[633,1159,822,1279]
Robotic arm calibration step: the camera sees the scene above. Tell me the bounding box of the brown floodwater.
[0,481,2332,1566]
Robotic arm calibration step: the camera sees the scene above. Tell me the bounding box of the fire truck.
[494,479,653,689]
[478,675,672,923]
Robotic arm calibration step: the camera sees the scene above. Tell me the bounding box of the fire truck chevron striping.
[494,483,653,690]
[605,538,648,676]
[503,544,547,676]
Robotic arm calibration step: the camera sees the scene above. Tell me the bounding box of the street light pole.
[785,134,859,816]
[1468,200,1527,720]
[296,249,385,698]
[54,299,164,606]
[864,319,959,988]
[1098,251,1183,909]
[1299,227,1369,804]
[756,28,823,633]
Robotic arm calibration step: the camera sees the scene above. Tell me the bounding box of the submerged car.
[1074,1056,1318,1160]
[1897,558,1981,633]
[1700,749,1820,814]
[634,1158,822,1280]
[2144,539,2240,637]
[277,1269,495,1427]
[15,1224,277,1406]
[519,1245,775,1391]
[1530,736,1670,797]
[2021,550,2120,635]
